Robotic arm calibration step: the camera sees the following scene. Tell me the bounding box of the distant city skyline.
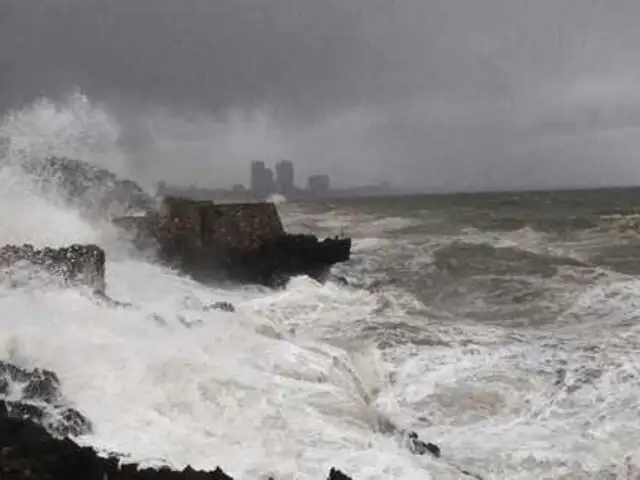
[250,159,331,200]
[156,158,392,202]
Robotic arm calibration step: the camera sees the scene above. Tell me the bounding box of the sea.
[1,94,640,479]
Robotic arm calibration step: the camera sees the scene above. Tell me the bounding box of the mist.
[2,0,640,191]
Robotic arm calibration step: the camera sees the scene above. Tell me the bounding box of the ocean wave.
[2,93,640,478]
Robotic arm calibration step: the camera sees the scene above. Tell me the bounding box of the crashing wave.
[266,193,287,204]
[12,156,156,219]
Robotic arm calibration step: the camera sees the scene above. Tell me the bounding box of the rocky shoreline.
[5,156,353,288]
[0,157,448,478]
[0,403,353,479]
[0,360,457,479]
[0,361,354,480]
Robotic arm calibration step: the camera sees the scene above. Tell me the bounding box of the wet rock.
[20,368,59,404]
[328,468,353,480]
[0,244,106,294]
[0,362,91,438]
[374,414,442,459]
[407,431,441,457]
[203,302,236,313]
[0,399,354,479]
[114,197,352,288]
[93,292,134,309]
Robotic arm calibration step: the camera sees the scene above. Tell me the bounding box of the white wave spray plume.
[5,92,638,479]
[0,94,437,479]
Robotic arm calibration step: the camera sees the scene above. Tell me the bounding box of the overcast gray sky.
[2,0,640,191]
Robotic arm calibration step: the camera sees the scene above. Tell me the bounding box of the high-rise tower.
[275,160,295,196]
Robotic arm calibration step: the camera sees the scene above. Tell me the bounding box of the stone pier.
[113,197,351,287]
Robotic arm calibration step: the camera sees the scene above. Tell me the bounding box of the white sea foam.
[1,94,639,479]
[0,94,441,479]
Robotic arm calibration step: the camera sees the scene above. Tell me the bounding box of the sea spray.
[1,93,640,479]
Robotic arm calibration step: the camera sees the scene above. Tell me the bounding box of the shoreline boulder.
[0,244,106,294]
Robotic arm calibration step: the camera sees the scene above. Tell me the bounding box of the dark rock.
[114,197,352,288]
[21,369,60,405]
[0,362,91,438]
[374,413,442,459]
[0,399,354,480]
[328,467,353,480]
[0,244,106,294]
[407,431,441,458]
[203,302,236,313]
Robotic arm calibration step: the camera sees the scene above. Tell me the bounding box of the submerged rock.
[114,196,352,288]
[0,362,91,438]
[0,244,106,294]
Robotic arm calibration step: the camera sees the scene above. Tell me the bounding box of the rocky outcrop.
[114,197,352,287]
[0,401,353,480]
[18,156,155,219]
[0,362,354,479]
[0,244,106,293]
[0,362,91,438]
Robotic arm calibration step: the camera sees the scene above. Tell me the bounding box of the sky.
[2,0,640,191]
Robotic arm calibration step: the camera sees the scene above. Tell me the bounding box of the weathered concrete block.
[114,197,351,287]
[158,196,285,250]
[0,244,106,293]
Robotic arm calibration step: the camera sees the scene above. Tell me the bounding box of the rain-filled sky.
[2,0,640,191]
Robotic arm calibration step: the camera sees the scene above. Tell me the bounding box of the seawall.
[113,197,351,286]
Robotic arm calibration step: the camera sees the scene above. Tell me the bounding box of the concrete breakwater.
[113,196,352,287]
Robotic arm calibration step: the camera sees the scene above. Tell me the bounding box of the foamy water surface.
[1,95,640,479]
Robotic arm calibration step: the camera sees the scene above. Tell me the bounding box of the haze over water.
[1,96,640,480]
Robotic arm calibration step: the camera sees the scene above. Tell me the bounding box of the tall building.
[250,161,274,199]
[263,167,274,195]
[250,161,265,196]
[275,160,295,196]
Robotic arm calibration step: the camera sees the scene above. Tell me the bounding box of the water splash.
[0,90,126,176]
[1,93,639,479]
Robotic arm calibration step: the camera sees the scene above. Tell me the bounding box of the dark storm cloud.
[0,0,389,119]
[2,0,640,190]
